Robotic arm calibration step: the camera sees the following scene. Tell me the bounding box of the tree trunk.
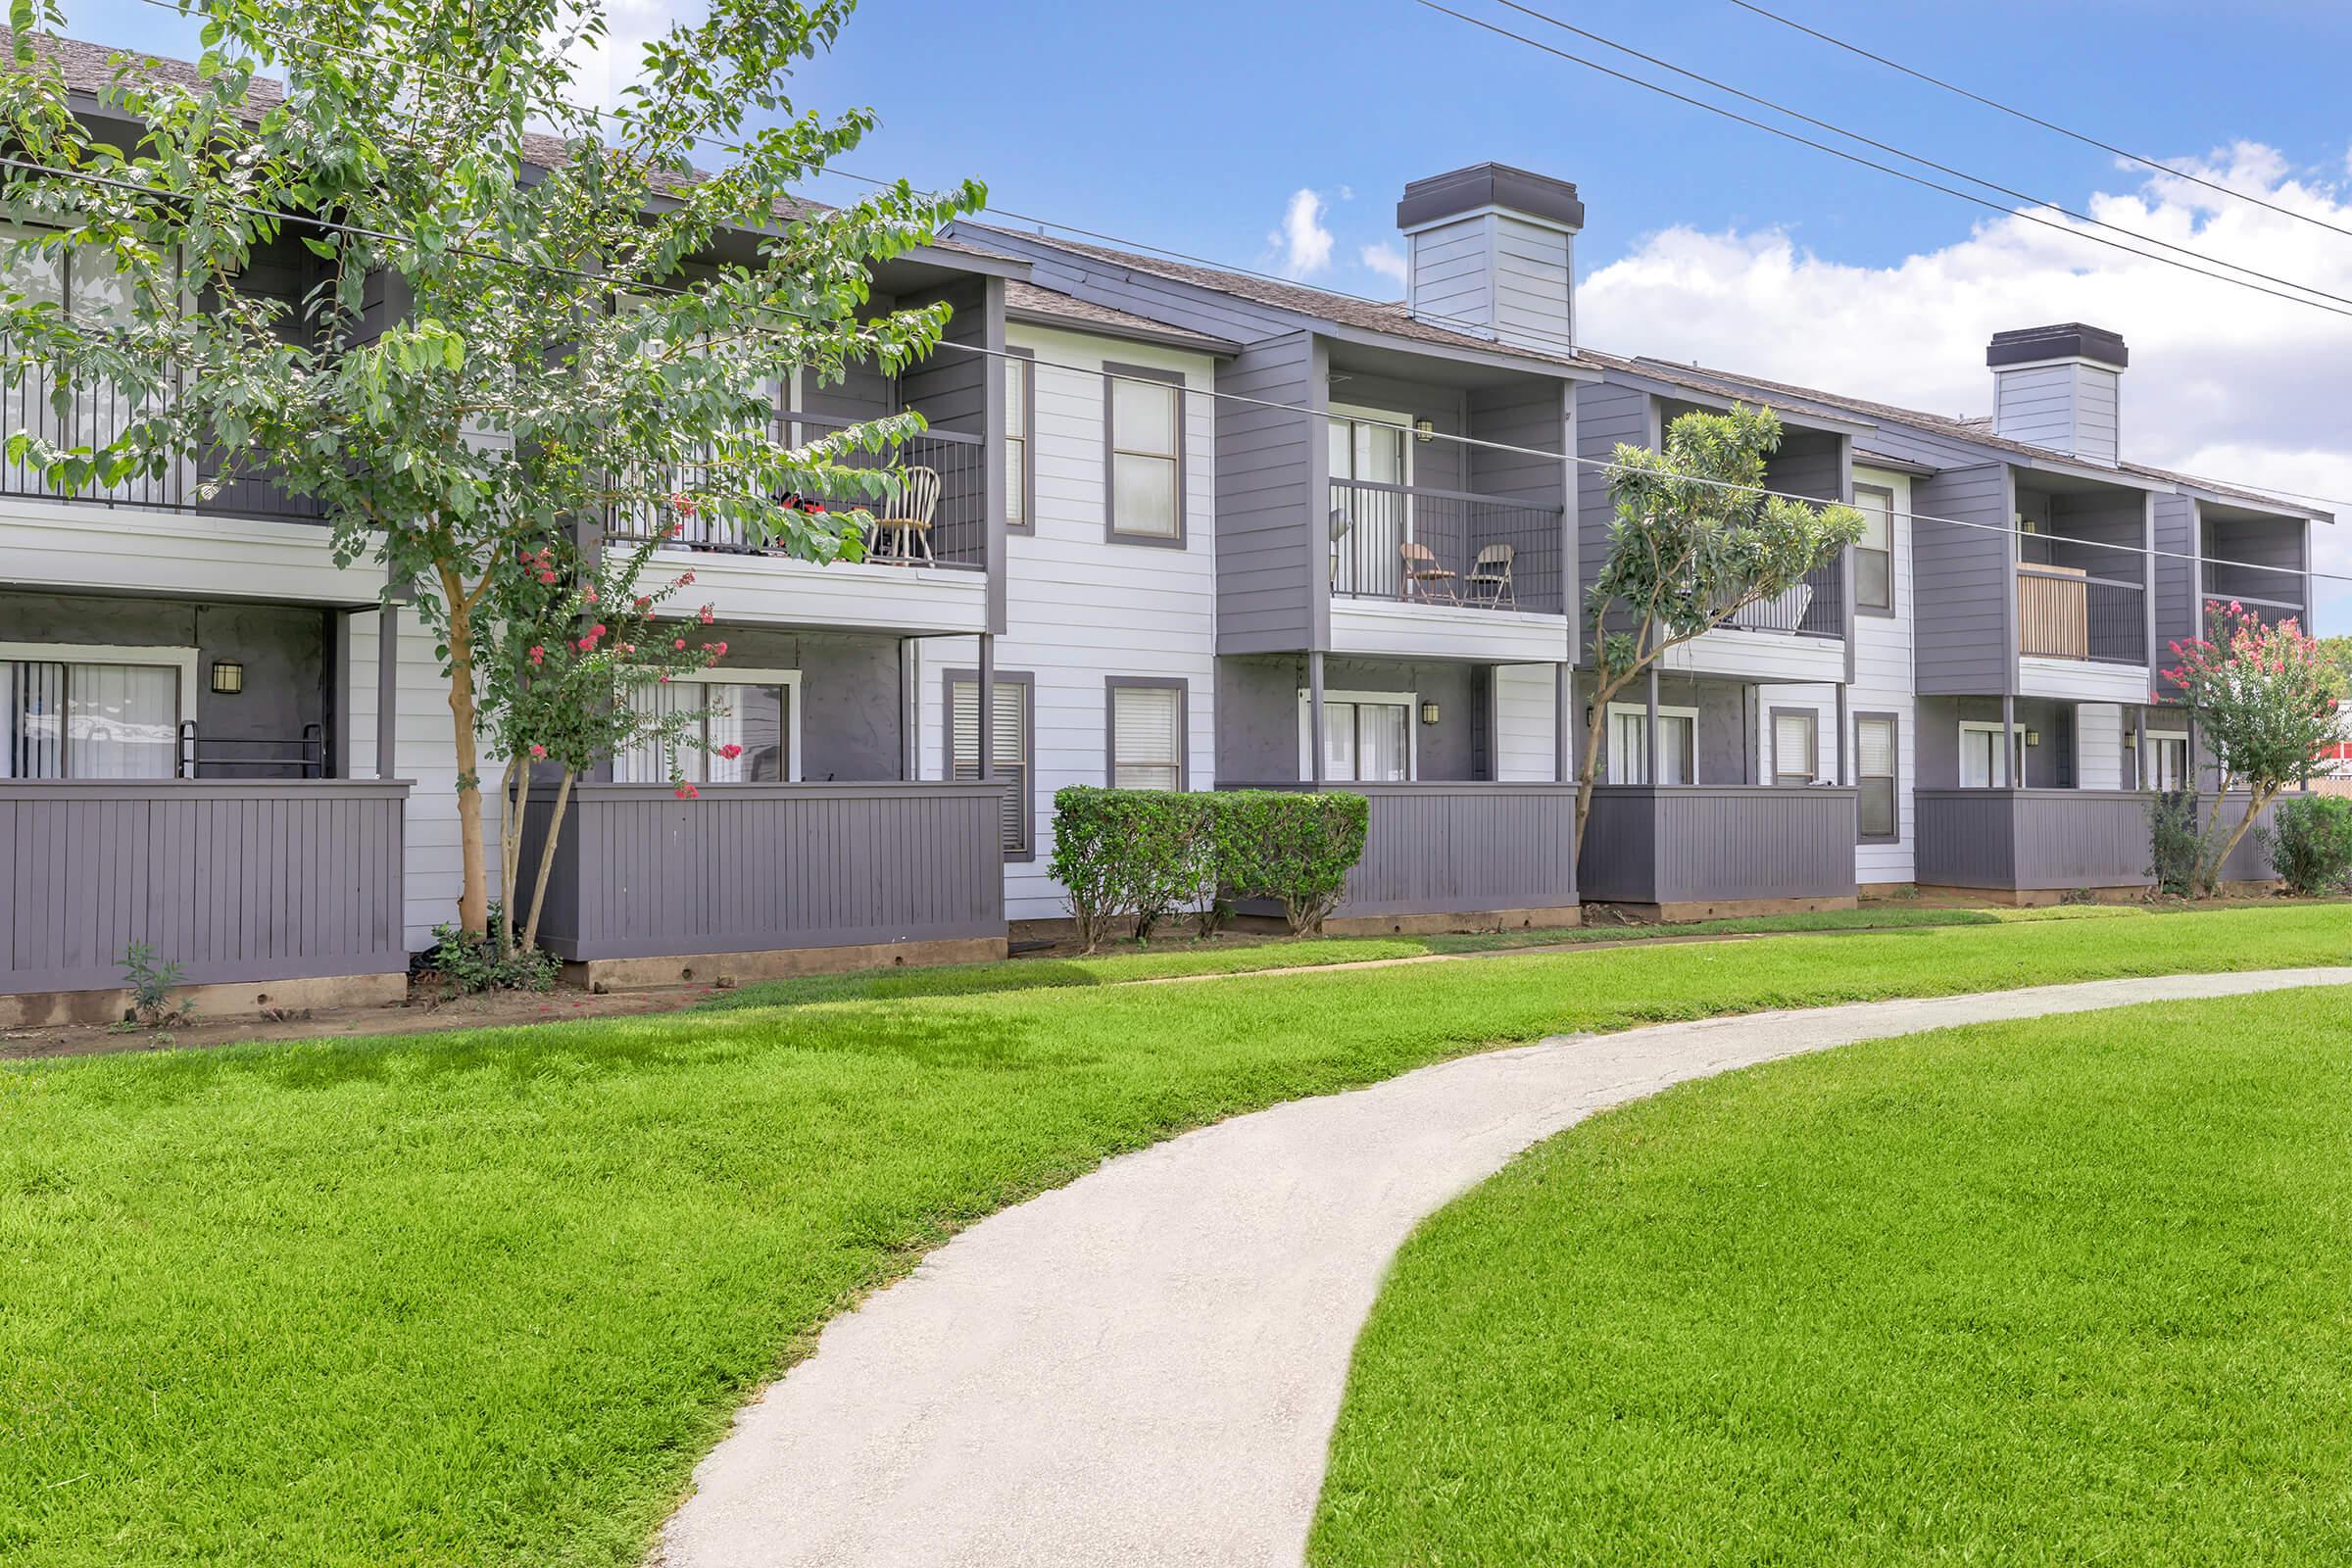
[2198,782,2278,897]
[521,767,575,954]
[1571,703,1608,856]
[439,564,491,937]
[500,756,528,955]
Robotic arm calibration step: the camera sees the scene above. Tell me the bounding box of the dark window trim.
[1853,482,1896,618]
[1103,675,1190,791]
[1102,361,1187,549]
[1004,346,1037,536]
[1769,705,1819,786]
[944,665,1037,863]
[1854,710,1900,843]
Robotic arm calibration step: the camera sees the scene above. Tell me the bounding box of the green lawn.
[1312,986,2352,1567]
[2,906,2346,1566]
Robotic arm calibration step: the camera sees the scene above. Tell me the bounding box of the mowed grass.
[1312,986,2352,1567]
[1,906,2347,1566]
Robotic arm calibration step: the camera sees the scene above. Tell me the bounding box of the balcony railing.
[1328,478,1563,614]
[1725,559,1845,638]
[0,347,326,521]
[606,421,986,569]
[2018,564,2144,664]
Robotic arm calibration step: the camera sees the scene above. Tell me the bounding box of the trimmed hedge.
[2271,794,2352,895]
[1050,787,1371,949]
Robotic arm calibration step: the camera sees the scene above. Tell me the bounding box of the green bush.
[2270,794,2352,895]
[427,903,560,994]
[2148,791,2201,898]
[1050,787,1371,947]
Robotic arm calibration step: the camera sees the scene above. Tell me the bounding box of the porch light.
[210,661,244,695]
[1420,701,1441,726]
[1413,418,1436,444]
[2025,729,2040,748]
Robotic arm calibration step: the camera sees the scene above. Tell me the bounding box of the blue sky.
[56,0,2352,628]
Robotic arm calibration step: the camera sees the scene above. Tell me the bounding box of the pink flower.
[527,644,544,665]
[659,674,670,684]
[673,637,686,650]
[538,570,558,584]
[576,635,595,651]
[593,623,608,637]
[698,605,715,625]
[584,587,599,605]
[634,595,651,611]
[674,782,699,800]
[678,571,696,587]
[710,640,728,657]
[666,519,684,539]
[671,492,697,516]
[718,743,744,760]
[529,743,547,760]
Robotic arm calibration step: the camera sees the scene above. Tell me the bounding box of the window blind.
[1774,712,1816,786]
[952,677,1028,853]
[1857,716,1896,839]
[1111,685,1182,790]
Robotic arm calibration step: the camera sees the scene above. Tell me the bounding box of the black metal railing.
[2201,564,2306,630]
[2018,564,2144,664]
[1725,558,1844,638]
[607,419,986,569]
[177,721,326,779]
[0,346,327,521]
[1327,477,1563,613]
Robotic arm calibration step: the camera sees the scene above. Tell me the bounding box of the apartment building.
[0,35,2327,1019]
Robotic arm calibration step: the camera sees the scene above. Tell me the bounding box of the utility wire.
[1722,0,2352,246]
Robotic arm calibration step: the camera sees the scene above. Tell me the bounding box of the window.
[1104,365,1183,542]
[1857,714,1898,841]
[1327,406,1411,488]
[1,645,193,779]
[949,671,1032,858]
[1300,690,1414,782]
[1004,350,1034,533]
[614,670,800,784]
[1108,679,1186,791]
[1327,405,1414,596]
[1772,709,1818,787]
[2145,729,2189,792]
[1853,482,1894,613]
[1606,703,1697,786]
[1958,721,2011,789]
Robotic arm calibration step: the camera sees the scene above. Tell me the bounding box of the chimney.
[1397,163,1584,357]
[1986,323,2128,466]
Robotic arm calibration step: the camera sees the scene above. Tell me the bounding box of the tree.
[1575,405,1865,850]
[2161,600,2346,896]
[0,0,982,934]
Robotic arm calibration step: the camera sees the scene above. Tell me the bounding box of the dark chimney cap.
[1986,322,2128,370]
[1398,163,1585,232]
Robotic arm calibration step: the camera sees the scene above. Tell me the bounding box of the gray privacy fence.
[1579,785,1859,906]
[1915,789,2288,891]
[514,781,1007,960]
[0,779,409,994]
[1220,781,1580,918]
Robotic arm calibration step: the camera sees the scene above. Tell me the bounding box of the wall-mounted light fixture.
[1420,701,1442,726]
[2123,730,2138,750]
[2025,729,2041,748]
[1413,418,1436,444]
[210,660,244,695]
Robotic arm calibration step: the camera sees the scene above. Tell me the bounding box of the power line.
[1410,0,2352,324]
[1479,0,2352,313]
[1722,0,2352,246]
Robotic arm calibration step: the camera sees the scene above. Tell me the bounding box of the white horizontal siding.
[1494,663,1563,781]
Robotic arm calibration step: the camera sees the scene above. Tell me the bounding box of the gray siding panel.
[0,781,410,994]
[1220,781,1579,916]
[1214,333,1319,654]
[1911,463,2013,694]
[1579,786,1857,904]
[1574,380,1652,636]
[516,782,1005,960]
[2152,494,2197,651]
[1915,789,2150,890]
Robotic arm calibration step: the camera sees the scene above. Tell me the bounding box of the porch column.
[1836,684,1850,786]
[2002,693,2017,789]
[2133,707,2147,791]
[900,637,918,781]
[1645,666,1660,785]
[1308,650,1327,787]
[1553,661,1571,783]
[375,600,399,781]
[977,632,996,784]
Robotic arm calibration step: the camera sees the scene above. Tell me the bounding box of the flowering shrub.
[2160,602,2347,895]
[2270,795,2352,896]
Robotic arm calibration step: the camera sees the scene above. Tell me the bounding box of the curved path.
[655,967,2352,1568]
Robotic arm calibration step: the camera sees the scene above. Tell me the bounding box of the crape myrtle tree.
[2162,601,2346,896]
[1576,405,1865,850]
[0,0,982,935]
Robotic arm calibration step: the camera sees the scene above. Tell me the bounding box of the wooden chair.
[870,466,941,565]
[1467,543,1515,609]
[1397,540,1458,604]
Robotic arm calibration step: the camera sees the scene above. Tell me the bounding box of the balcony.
[1328,478,1563,614]
[1724,560,1845,638]
[1578,785,1858,917]
[2017,564,2144,663]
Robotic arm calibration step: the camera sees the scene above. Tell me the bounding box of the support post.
[1836,684,1851,786]
[977,632,996,783]
[2002,692,2017,789]
[1308,650,1327,787]
[375,600,399,781]
[900,637,917,781]
[1645,665,1660,786]
[1553,661,1571,784]
[2133,707,2147,791]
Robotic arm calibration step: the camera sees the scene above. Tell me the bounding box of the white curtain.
[66,662,177,778]
[1323,701,1360,781]
[1658,715,1694,786]
[1358,702,1410,782]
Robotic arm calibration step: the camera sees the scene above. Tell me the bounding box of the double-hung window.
[1606,704,1696,785]
[1853,483,1894,614]
[2145,729,2190,792]
[1958,722,2011,789]
[1856,714,1898,841]
[1772,709,1819,786]
[1108,679,1186,791]
[1303,692,1413,782]
[1105,366,1183,542]
[950,672,1032,858]
[1,644,193,779]
[615,671,798,784]
[1004,351,1034,532]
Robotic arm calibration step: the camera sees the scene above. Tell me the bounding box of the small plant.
[2147,790,2201,899]
[118,942,192,1027]
[2058,887,2097,906]
[2270,795,2352,896]
[426,903,559,995]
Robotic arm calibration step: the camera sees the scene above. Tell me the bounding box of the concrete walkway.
[654,967,2352,1568]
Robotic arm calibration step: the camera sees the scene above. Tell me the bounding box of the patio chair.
[1397,540,1459,604]
[869,466,941,565]
[1466,543,1516,609]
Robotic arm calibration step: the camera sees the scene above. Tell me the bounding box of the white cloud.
[1578,142,2352,630]
[1360,241,1408,286]
[1269,188,1335,278]
[562,0,689,111]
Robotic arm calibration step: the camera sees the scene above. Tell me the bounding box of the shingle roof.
[958,223,1597,373]
[1004,280,1238,354]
